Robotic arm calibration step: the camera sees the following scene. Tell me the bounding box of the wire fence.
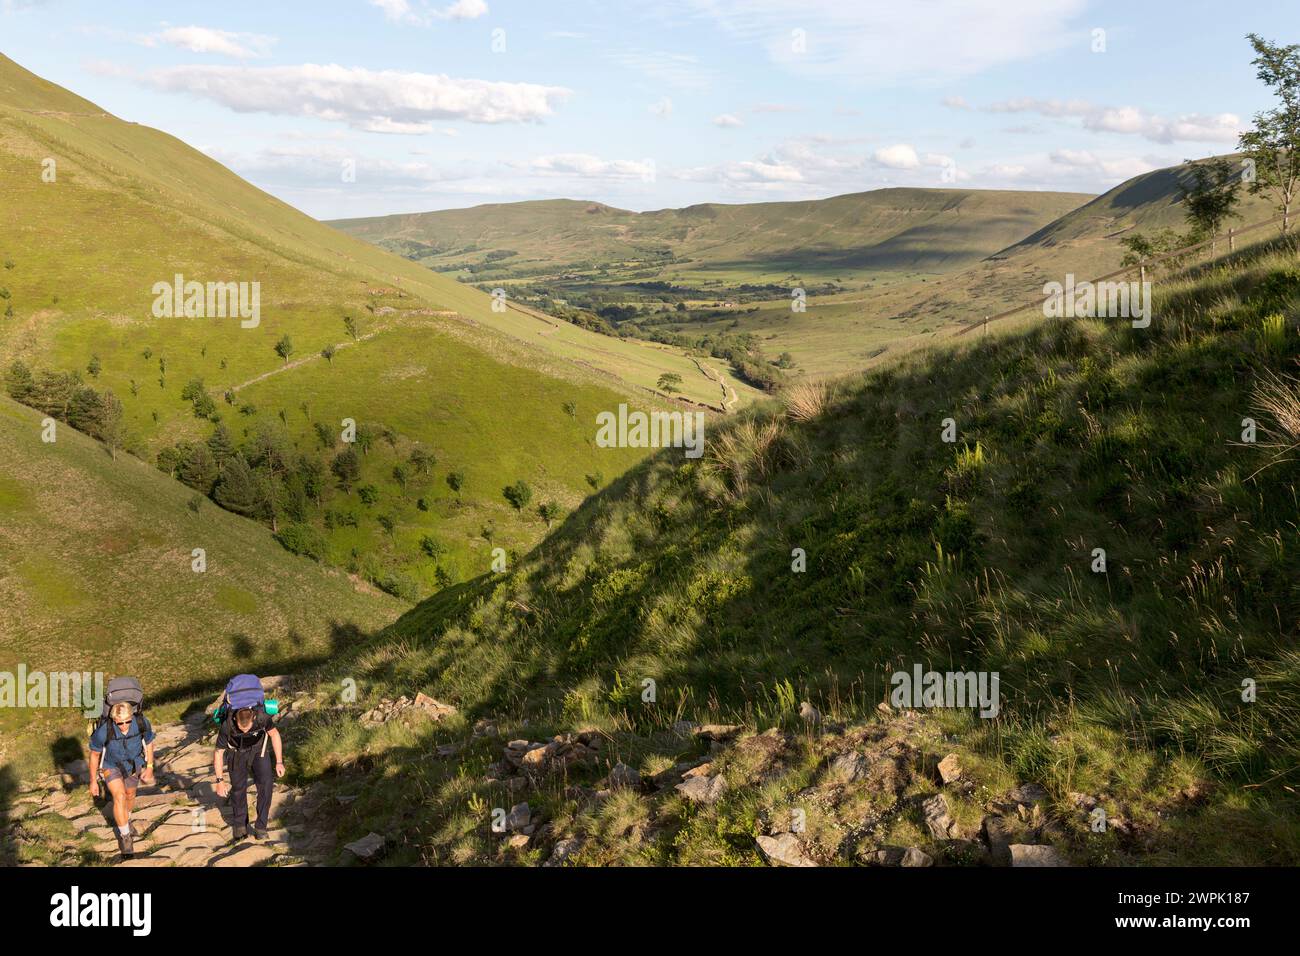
[952,211,1292,338]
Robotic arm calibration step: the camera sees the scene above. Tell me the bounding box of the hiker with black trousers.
[88,687,156,859]
[213,698,284,841]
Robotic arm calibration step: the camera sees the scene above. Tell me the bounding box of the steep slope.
[0,53,734,601]
[0,53,746,412]
[0,394,401,776]
[278,235,1299,866]
[333,188,1092,282]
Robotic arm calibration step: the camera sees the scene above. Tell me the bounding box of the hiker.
[211,675,284,841]
[87,677,155,858]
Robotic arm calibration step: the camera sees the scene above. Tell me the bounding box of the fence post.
[1140,264,1147,286]
[1228,228,1235,253]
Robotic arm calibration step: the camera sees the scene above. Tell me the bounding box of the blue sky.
[1,0,1294,218]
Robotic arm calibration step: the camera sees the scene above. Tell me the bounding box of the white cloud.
[131,63,569,130]
[139,26,275,59]
[669,0,1088,83]
[713,113,743,128]
[677,159,805,186]
[525,154,656,181]
[943,95,971,110]
[984,97,1242,144]
[370,0,488,25]
[873,144,920,170]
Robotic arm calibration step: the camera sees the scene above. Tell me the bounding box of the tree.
[562,400,577,419]
[313,421,334,450]
[1239,34,1300,235]
[420,534,446,559]
[392,464,409,493]
[376,513,396,537]
[207,422,237,465]
[321,344,336,364]
[537,501,563,528]
[358,484,379,506]
[409,446,435,476]
[95,390,126,460]
[214,456,261,516]
[502,480,532,511]
[657,372,684,394]
[446,470,464,497]
[274,334,294,365]
[355,422,376,455]
[87,355,101,379]
[1181,157,1241,254]
[179,442,217,494]
[331,447,361,492]
[4,360,35,404]
[343,315,359,341]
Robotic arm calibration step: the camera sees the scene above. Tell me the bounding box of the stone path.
[9,707,336,868]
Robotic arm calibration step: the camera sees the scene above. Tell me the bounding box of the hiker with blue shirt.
[87,677,156,859]
[211,674,285,841]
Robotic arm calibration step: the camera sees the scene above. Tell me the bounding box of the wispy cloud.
[116,62,569,131]
[370,0,489,26]
[968,96,1242,144]
[606,50,717,91]
[138,26,276,59]
[666,0,1088,83]
[713,113,743,128]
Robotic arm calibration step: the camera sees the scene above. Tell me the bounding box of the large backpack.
[212,675,278,743]
[88,676,148,771]
[89,676,145,733]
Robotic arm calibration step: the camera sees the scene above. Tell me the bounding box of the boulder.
[756,832,816,867]
[505,803,531,832]
[412,693,457,720]
[607,763,641,790]
[901,847,934,867]
[342,832,386,860]
[937,753,962,785]
[798,701,821,725]
[675,774,727,805]
[1010,844,1070,867]
[921,793,953,840]
[543,837,584,867]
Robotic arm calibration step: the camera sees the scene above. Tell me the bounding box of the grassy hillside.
[0,394,401,776]
[275,234,1300,866]
[648,159,1284,378]
[332,189,1091,284]
[0,52,739,600]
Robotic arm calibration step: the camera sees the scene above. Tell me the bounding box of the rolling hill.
[0,52,745,602]
[270,229,1300,866]
[331,188,1092,285]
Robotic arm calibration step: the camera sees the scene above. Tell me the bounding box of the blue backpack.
[212,675,278,729]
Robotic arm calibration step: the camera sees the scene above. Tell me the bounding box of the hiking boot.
[118,832,134,858]
[250,826,268,841]
[231,825,248,842]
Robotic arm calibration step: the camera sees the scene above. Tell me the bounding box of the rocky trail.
[6,684,336,868]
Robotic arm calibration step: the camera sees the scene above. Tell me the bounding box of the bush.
[276,523,327,562]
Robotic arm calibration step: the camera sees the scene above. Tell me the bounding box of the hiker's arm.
[270,728,285,777]
[213,747,228,797]
[141,739,156,784]
[88,749,101,797]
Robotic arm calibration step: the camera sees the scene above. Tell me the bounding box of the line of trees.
[5,360,126,459]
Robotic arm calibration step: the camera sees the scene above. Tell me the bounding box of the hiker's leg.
[124,780,138,816]
[251,753,274,830]
[104,773,129,828]
[228,750,251,830]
